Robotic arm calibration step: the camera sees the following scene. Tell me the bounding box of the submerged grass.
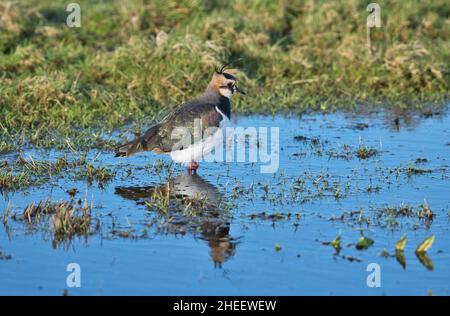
[0,0,449,148]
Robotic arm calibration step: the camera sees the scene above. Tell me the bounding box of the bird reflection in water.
[115,174,237,267]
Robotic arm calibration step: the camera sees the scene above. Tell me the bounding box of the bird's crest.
[215,62,230,74]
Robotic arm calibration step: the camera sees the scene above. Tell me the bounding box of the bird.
[114,64,245,175]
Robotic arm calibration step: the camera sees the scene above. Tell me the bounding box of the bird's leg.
[187,161,199,175]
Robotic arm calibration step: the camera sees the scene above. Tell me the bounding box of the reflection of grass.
[0,156,74,191]
[0,1,448,148]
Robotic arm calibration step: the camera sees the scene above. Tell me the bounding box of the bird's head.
[208,63,246,99]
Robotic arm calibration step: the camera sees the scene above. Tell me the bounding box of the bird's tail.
[114,125,160,158]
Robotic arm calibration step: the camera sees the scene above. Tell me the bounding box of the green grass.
[0,0,449,149]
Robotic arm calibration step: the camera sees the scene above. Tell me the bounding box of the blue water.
[1,110,449,295]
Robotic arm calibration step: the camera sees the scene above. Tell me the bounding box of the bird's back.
[115,90,229,157]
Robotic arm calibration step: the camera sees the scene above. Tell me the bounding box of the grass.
[0,155,114,191]
[0,0,449,149]
[75,163,115,188]
[0,248,12,260]
[22,198,98,245]
[355,145,378,159]
[405,165,433,176]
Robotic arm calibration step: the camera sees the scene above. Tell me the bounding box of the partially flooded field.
[1,108,449,295]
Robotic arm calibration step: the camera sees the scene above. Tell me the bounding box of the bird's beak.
[235,85,246,95]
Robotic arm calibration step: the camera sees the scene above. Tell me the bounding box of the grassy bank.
[0,0,449,148]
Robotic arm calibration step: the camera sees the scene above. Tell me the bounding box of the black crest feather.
[215,62,230,74]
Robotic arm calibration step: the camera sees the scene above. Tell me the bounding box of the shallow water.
[1,109,449,295]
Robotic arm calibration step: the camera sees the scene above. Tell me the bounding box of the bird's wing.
[155,101,224,152]
[115,100,224,156]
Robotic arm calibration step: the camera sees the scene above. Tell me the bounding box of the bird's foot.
[187,161,198,175]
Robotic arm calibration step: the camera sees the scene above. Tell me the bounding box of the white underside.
[170,107,229,165]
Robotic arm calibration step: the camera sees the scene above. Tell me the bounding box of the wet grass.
[330,203,436,229]
[0,155,114,191]
[0,111,447,293]
[0,248,12,260]
[75,163,115,188]
[0,0,449,149]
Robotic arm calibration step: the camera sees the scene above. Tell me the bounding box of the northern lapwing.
[115,64,245,174]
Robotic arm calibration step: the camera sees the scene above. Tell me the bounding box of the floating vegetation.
[2,202,11,226]
[275,243,282,252]
[415,235,435,271]
[415,235,435,254]
[355,236,374,250]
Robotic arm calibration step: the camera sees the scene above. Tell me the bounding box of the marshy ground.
[1,110,449,295]
[0,0,449,295]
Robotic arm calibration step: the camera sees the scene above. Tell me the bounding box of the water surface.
[1,109,449,295]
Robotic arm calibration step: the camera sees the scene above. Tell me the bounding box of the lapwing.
[115,64,245,174]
